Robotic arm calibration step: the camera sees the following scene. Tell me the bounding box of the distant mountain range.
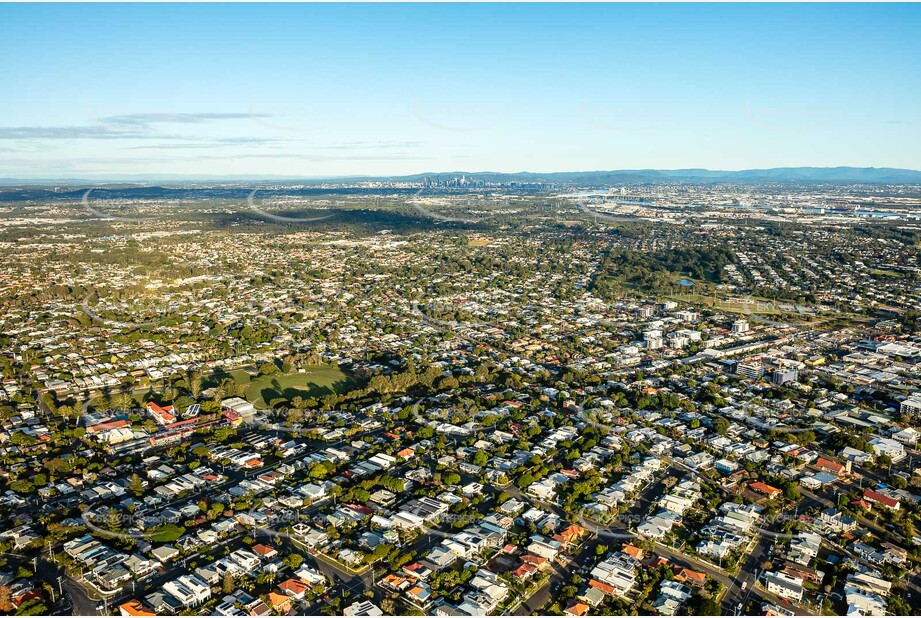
[1,166,920,187]
[373,167,921,185]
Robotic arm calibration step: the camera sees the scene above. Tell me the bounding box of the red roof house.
[863,489,900,510]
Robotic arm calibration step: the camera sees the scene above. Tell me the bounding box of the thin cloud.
[185,153,431,162]
[121,137,288,150]
[0,125,152,140]
[120,139,425,152]
[98,112,272,126]
[0,111,276,141]
[311,141,424,151]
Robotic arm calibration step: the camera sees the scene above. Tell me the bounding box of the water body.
[677,279,695,287]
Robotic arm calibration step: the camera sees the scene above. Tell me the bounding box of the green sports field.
[232,365,354,408]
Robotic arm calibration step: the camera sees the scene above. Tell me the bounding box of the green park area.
[147,524,186,543]
[229,365,354,409]
[664,291,786,315]
[85,364,354,413]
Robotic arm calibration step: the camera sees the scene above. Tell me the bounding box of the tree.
[258,362,279,377]
[787,430,815,445]
[713,417,730,436]
[688,592,721,615]
[45,457,73,479]
[222,572,235,594]
[888,595,913,616]
[9,431,36,447]
[0,585,12,613]
[9,480,33,494]
[188,369,203,397]
[173,395,195,414]
[128,473,145,496]
[516,473,534,489]
[209,502,225,520]
[285,553,304,571]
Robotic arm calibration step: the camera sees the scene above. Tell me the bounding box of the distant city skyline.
[1,3,919,178]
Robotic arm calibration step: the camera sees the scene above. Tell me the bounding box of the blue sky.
[1,3,919,178]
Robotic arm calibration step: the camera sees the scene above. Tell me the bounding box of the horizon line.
[1,164,921,185]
